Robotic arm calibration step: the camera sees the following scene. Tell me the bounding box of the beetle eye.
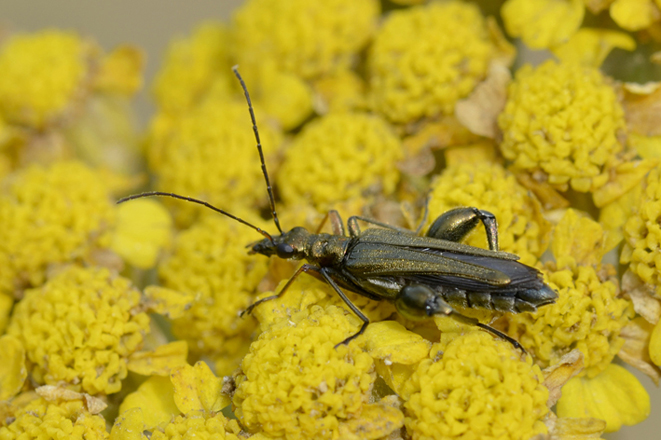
[276,243,295,259]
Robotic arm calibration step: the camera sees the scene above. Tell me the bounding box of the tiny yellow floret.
[369,1,496,123]
[277,112,403,210]
[402,332,549,440]
[231,0,380,79]
[0,30,91,129]
[499,60,626,193]
[6,266,150,395]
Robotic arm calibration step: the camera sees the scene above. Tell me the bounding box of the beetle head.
[250,226,310,260]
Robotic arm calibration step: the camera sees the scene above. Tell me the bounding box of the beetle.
[119,67,557,350]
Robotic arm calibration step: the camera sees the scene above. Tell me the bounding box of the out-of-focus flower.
[369,1,499,124]
[231,0,380,80]
[0,335,27,401]
[610,0,661,31]
[146,98,282,225]
[158,214,269,375]
[152,22,232,114]
[551,28,636,67]
[313,69,367,114]
[501,0,584,49]
[110,198,173,269]
[401,332,549,440]
[277,112,402,210]
[557,363,650,432]
[233,304,403,440]
[499,60,626,193]
[427,158,550,265]
[508,210,633,378]
[622,168,661,296]
[6,266,150,395]
[0,161,117,298]
[0,397,108,440]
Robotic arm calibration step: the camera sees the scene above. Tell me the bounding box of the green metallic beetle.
[120,67,557,350]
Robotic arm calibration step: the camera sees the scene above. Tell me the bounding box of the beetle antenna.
[232,65,284,234]
[117,191,275,244]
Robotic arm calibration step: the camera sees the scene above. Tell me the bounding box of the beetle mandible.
[119,67,557,350]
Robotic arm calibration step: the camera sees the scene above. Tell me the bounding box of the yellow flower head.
[401,332,549,440]
[146,98,282,225]
[0,161,116,297]
[622,168,661,294]
[231,0,380,79]
[277,112,403,210]
[233,305,379,440]
[0,30,96,129]
[499,60,626,193]
[501,0,584,49]
[313,69,367,114]
[6,266,150,395]
[427,160,550,265]
[159,214,269,375]
[368,1,496,123]
[508,265,632,378]
[0,398,108,440]
[152,22,231,113]
[610,0,660,31]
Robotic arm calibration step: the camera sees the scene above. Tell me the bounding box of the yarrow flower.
[369,0,498,124]
[401,331,549,440]
[6,266,150,395]
[499,60,626,193]
[277,111,403,210]
[158,214,270,375]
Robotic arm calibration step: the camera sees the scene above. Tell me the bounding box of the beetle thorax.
[306,233,350,267]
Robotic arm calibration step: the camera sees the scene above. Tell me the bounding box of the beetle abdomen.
[441,283,557,313]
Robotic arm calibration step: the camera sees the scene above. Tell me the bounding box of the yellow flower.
[622,168,661,295]
[313,69,367,114]
[110,198,173,269]
[610,0,660,31]
[0,161,116,297]
[501,0,585,49]
[427,159,550,265]
[233,304,402,439]
[0,30,93,129]
[0,336,27,401]
[159,214,269,375]
[508,211,634,378]
[277,111,403,210]
[650,318,661,366]
[0,397,108,440]
[499,60,626,193]
[146,98,282,225]
[401,332,549,440]
[368,1,497,123]
[152,22,232,113]
[557,363,650,432]
[6,266,151,395]
[231,0,380,79]
[551,28,636,67]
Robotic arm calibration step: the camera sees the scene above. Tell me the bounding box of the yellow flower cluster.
[499,60,626,193]
[622,168,661,293]
[147,99,282,225]
[231,0,380,80]
[402,332,549,439]
[277,112,403,210]
[6,266,150,395]
[159,214,270,375]
[369,1,496,123]
[0,161,116,300]
[0,398,108,440]
[427,160,550,265]
[233,304,383,439]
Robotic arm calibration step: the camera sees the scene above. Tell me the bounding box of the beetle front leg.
[315,210,346,236]
[394,284,524,352]
[426,207,499,251]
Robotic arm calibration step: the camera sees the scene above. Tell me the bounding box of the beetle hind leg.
[427,207,499,251]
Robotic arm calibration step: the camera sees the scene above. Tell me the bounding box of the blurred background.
[0,1,658,439]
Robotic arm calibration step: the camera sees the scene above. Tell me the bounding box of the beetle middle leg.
[394,284,524,351]
[426,207,499,251]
